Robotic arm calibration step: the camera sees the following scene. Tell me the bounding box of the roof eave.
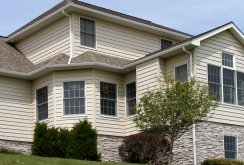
[6,2,191,43]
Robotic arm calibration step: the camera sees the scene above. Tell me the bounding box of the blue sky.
[0,0,243,36]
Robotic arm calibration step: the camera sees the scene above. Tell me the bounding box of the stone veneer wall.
[0,139,32,155]
[97,135,124,162]
[173,121,244,165]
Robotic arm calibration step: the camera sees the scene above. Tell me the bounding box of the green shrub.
[202,159,244,165]
[0,148,21,155]
[67,120,101,161]
[32,122,48,156]
[32,119,100,161]
[119,132,169,164]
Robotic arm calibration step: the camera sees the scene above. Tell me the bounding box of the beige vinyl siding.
[124,71,138,136]
[165,53,189,76]
[195,30,244,126]
[32,73,54,126]
[54,70,94,129]
[73,13,161,60]
[136,58,160,98]
[16,17,70,64]
[94,70,125,136]
[0,76,33,142]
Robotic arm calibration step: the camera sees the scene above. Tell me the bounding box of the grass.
[0,153,141,165]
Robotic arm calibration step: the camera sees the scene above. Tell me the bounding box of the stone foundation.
[173,122,244,165]
[0,139,32,155]
[97,135,124,162]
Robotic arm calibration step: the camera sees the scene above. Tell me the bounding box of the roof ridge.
[7,0,192,39]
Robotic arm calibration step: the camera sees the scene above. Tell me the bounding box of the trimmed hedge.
[32,119,100,161]
[202,159,244,165]
[119,132,169,164]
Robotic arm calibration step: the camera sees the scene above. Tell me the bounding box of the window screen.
[224,136,237,159]
[126,82,136,116]
[222,52,233,68]
[175,64,187,82]
[80,18,95,48]
[36,86,48,121]
[161,39,173,49]
[63,81,85,115]
[100,82,117,116]
[208,65,221,101]
[223,68,235,104]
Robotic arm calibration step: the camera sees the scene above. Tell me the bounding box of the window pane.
[208,65,221,101]
[63,81,85,115]
[237,72,244,105]
[175,64,187,82]
[36,86,48,121]
[80,18,95,48]
[224,136,237,159]
[100,82,117,116]
[126,82,136,116]
[161,39,173,49]
[223,68,235,104]
[222,52,233,68]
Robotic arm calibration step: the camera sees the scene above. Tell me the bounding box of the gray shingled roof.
[0,38,133,73]
[71,51,132,67]
[8,0,192,38]
[0,37,35,73]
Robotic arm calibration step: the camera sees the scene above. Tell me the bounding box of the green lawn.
[0,153,141,165]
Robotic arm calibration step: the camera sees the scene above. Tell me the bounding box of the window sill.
[220,102,244,108]
[80,45,96,50]
[37,118,49,123]
[62,114,87,118]
[126,114,136,119]
[99,114,119,119]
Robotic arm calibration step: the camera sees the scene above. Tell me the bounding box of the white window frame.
[126,81,137,117]
[174,63,188,82]
[79,16,97,49]
[36,86,48,121]
[62,80,87,117]
[223,135,238,159]
[99,81,118,118]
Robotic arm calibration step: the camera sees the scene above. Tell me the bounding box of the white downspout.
[183,46,196,165]
[62,10,73,64]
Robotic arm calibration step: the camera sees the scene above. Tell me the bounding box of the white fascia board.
[191,23,244,47]
[6,5,70,42]
[70,4,191,39]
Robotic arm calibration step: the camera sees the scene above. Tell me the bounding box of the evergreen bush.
[32,119,100,161]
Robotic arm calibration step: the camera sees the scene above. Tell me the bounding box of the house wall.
[15,17,70,64]
[54,70,94,128]
[124,71,138,136]
[72,13,162,60]
[194,30,244,126]
[32,73,55,126]
[0,76,33,142]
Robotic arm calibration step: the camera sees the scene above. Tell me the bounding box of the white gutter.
[183,46,196,165]
[62,10,73,64]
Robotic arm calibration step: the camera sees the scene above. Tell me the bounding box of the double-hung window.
[126,82,136,116]
[63,81,85,115]
[237,72,244,105]
[100,82,117,116]
[208,52,244,105]
[36,86,48,121]
[224,136,237,159]
[208,65,221,101]
[175,64,188,82]
[80,17,95,48]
